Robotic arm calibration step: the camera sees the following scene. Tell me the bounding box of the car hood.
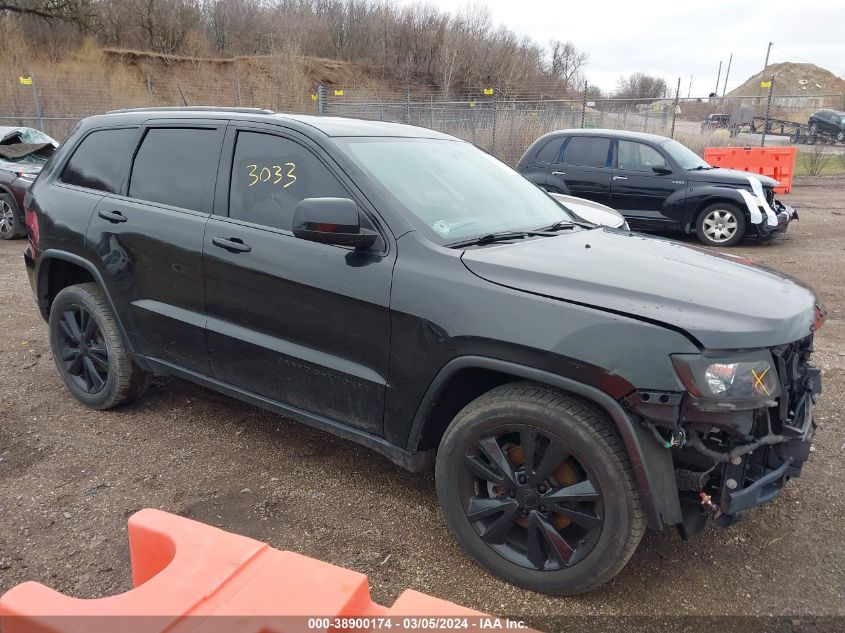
[690,167,778,188]
[461,228,816,349]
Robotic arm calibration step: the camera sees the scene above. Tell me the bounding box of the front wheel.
[696,202,746,247]
[435,383,644,595]
[49,283,151,409]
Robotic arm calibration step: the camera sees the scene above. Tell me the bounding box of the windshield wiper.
[689,165,712,171]
[446,230,552,248]
[538,219,593,231]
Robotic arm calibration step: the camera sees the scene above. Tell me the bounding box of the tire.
[48,282,151,409]
[435,383,644,595]
[695,202,746,247]
[837,131,845,143]
[0,194,24,240]
[809,122,818,134]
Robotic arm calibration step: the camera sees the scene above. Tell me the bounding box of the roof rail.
[105,106,276,115]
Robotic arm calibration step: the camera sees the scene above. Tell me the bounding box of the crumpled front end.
[624,333,822,537]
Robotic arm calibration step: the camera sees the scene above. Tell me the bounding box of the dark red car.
[0,127,58,240]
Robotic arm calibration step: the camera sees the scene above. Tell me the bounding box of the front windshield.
[661,139,711,170]
[335,137,572,243]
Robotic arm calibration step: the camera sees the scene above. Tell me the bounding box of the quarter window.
[229,131,347,231]
[535,138,563,163]
[617,140,668,172]
[60,128,137,193]
[128,128,222,212]
[559,137,611,168]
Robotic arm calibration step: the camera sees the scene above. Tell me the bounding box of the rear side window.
[229,131,347,231]
[60,128,137,193]
[560,137,611,168]
[128,128,222,212]
[535,138,563,163]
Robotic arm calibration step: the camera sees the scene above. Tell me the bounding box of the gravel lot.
[1,179,844,626]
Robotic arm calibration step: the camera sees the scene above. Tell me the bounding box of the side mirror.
[292,197,378,250]
[652,165,673,175]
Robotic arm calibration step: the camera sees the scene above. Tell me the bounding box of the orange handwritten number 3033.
[246,162,296,188]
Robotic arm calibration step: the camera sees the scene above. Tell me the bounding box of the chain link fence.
[2,70,843,169]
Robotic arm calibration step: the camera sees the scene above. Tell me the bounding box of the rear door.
[86,121,226,374]
[545,136,612,205]
[610,139,686,228]
[202,125,394,434]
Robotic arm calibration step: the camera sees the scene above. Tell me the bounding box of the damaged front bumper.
[626,335,821,537]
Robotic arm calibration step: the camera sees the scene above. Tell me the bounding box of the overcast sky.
[400,0,845,94]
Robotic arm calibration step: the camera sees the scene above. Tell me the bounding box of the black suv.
[24,108,822,595]
[516,129,795,246]
[808,109,845,142]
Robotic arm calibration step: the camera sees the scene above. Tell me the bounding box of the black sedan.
[516,129,795,246]
[0,127,58,240]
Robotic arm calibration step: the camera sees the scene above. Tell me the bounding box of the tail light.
[25,205,39,249]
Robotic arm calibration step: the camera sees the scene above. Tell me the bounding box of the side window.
[617,140,668,172]
[560,137,610,168]
[535,138,563,163]
[128,128,222,212]
[229,131,347,231]
[60,128,137,193]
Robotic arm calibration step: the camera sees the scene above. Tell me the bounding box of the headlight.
[671,350,780,411]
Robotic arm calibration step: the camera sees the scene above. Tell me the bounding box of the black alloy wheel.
[56,304,110,394]
[49,283,151,409]
[461,425,604,571]
[436,383,644,595]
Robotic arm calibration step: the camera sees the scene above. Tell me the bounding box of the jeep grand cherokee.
[23,107,823,595]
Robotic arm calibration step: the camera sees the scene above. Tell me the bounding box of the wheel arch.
[35,250,136,357]
[407,356,676,529]
[685,187,750,232]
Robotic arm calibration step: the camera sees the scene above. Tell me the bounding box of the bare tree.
[546,39,587,93]
[615,73,668,100]
[0,0,91,22]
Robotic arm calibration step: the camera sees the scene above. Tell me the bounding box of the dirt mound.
[728,62,845,96]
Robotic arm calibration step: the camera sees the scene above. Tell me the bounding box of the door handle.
[212,237,252,253]
[552,170,566,176]
[98,210,127,223]
[612,176,629,181]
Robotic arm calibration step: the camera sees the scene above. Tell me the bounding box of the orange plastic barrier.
[704,146,797,194]
[0,509,527,633]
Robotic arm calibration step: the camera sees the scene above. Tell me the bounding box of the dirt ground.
[1,179,844,627]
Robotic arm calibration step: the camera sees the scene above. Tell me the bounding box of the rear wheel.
[435,383,644,595]
[696,202,746,247]
[0,194,24,240]
[49,283,151,409]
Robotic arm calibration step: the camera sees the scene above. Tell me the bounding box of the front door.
[203,127,394,434]
[545,136,612,205]
[610,139,687,228]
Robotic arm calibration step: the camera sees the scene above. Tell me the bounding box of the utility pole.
[714,61,722,96]
[722,53,733,96]
[687,75,693,98]
[763,42,773,71]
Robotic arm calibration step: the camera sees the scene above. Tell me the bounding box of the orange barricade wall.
[0,509,537,633]
[704,146,797,194]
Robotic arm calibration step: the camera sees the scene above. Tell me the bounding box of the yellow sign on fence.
[760,81,772,88]
[334,89,344,97]
[483,87,494,95]
[311,93,318,101]
[19,76,33,85]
